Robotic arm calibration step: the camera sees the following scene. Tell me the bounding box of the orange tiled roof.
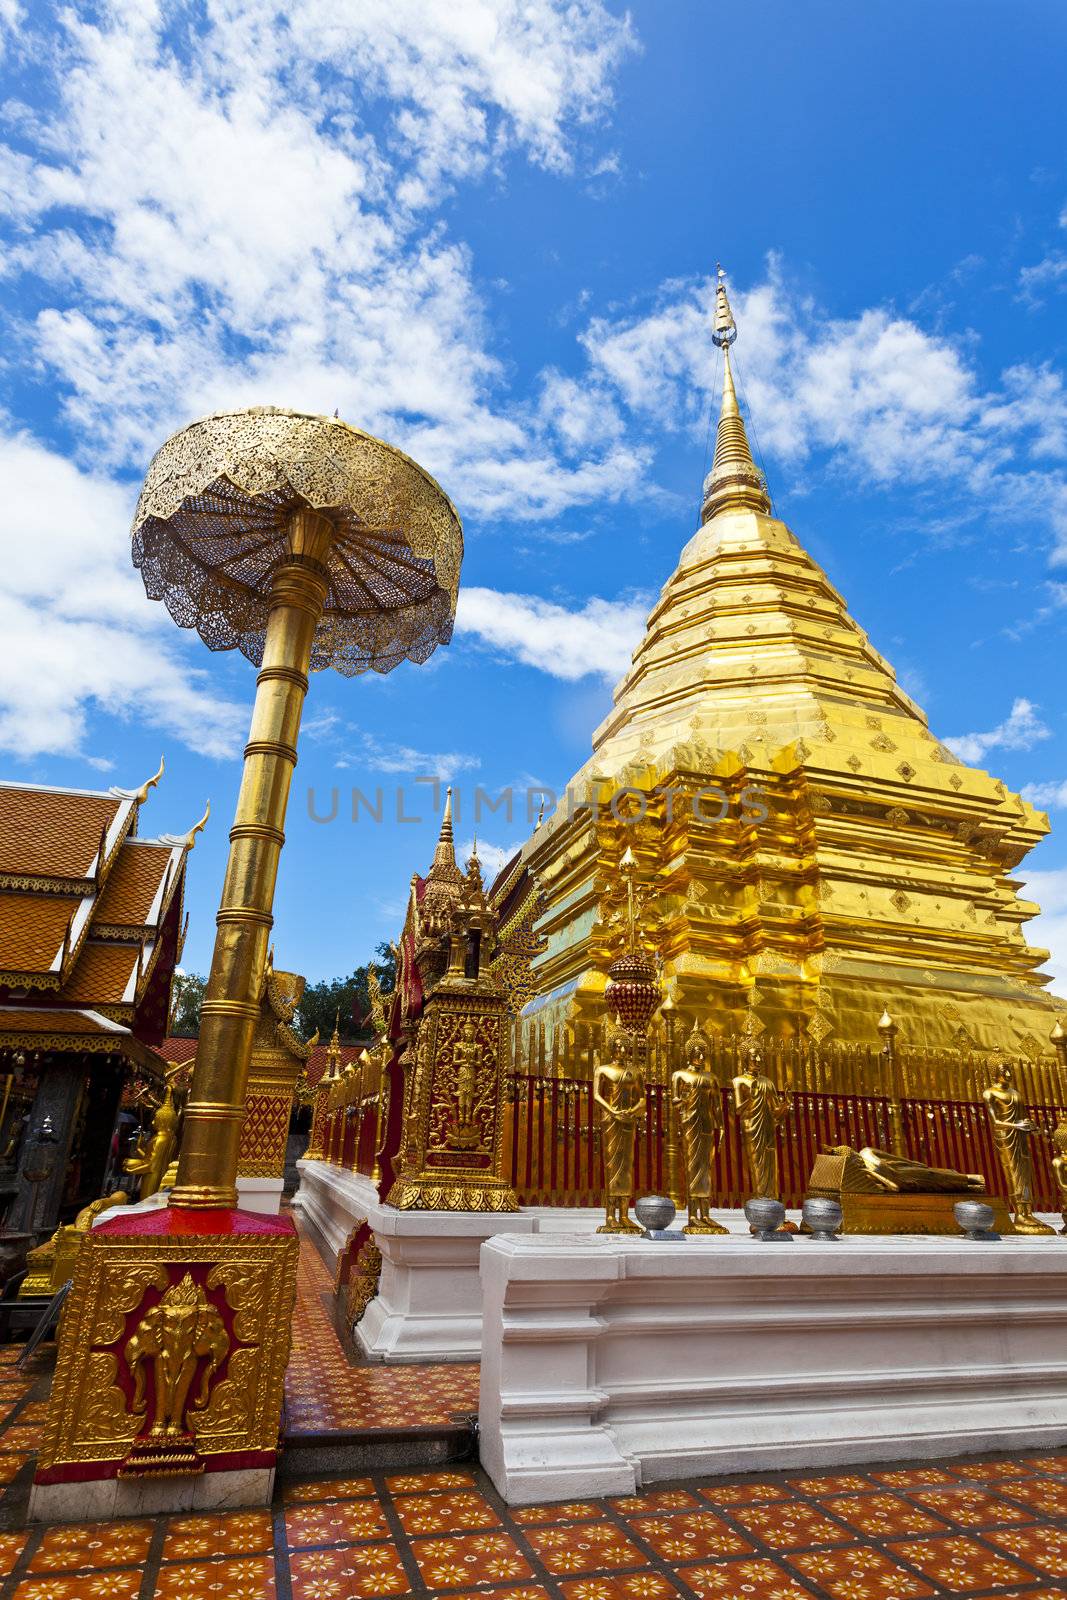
[305,1042,365,1088]
[63,942,141,1006]
[0,1006,159,1068]
[159,1036,198,1065]
[0,786,122,882]
[0,892,76,974]
[96,841,174,927]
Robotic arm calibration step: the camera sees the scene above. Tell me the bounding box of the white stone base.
[236,1177,284,1215]
[29,1466,275,1522]
[479,1231,1067,1504]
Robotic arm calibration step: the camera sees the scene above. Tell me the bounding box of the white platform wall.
[478,1231,1067,1504]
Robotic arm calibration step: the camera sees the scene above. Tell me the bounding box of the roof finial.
[702,266,771,523]
[132,754,165,806]
[182,799,210,851]
[429,785,460,880]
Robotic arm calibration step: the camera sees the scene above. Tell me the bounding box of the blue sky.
[3,0,1067,990]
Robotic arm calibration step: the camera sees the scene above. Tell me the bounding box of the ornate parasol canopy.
[132,407,463,675]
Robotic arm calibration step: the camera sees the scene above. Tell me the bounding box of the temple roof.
[0,764,205,1052]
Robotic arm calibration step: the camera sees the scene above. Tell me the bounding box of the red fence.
[506,1075,1067,1212]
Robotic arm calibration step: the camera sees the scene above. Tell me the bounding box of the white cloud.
[1021,780,1067,811]
[0,1,643,522]
[0,430,244,761]
[458,835,522,878]
[337,732,481,783]
[943,698,1051,765]
[1020,867,1067,992]
[1019,252,1067,306]
[582,257,1067,561]
[455,586,650,681]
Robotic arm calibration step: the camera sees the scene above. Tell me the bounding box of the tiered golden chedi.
[526,274,1062,1051]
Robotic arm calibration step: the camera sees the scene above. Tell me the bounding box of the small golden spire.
[429,785,460,880]
[702,266,771,523]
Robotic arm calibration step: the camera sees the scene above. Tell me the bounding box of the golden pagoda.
[522,271,1062,1054]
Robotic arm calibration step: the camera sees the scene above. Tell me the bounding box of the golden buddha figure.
[672,1025,727,1235]
[123,1072,181,1199]
[447,1021,483,1150]
[732,1044,792,1205]
[982,1061,1055,1235]
[593,1032,645,1234]
[1051,1120,1067,1234]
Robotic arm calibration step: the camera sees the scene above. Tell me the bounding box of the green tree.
[169,971,207,1036]
[296,942,396,1043]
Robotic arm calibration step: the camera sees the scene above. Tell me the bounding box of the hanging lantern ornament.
[604,847,661,1039]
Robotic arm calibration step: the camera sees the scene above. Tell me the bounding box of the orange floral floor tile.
[288,1540,411,1598]
[411,1530,534,1588]
[888,1532,1035,1591]
[789,1544,937,1598]
[284,1240,479,1434]
[673,1557,813,1599]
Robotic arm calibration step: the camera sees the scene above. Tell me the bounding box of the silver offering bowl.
[954,1200,1000,1242]
[744,1197,792,1242]
[802,1196,843,1240]
[634,1195,677,1239]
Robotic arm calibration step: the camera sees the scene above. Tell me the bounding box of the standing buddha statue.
[731,1044,793,1209]
[593,1033,645,1235]
[982,1061,1055,1235]
[1052,1120,1067,1235]
[671,1025,727,1235]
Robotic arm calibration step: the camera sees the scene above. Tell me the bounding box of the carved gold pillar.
[174,515,330,1208]
[878,1006,906,1156]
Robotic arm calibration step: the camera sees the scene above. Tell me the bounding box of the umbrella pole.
[170,507,333,1209]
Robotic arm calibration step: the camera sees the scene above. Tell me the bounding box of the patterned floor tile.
[1021,1453,1067,1473]
[13,1572,142,1599]
[284,1500,392,1548]
[786,1474,871,1496]
[908,1485,1033,1528]
[289,1541,411,1598]
[161,1512,274,1561]
[609,1491,702,1516]
[387,1471,477,1494]
[628,1513,752,1561]
[672,1557,813,1599]
[0,1452,28,1483]
[725,1504,852,1552]
[523,1524,650,1576]
[152,1554,277,1598]
[393,1490,499,1535]
[694,1484,794,1509]
[947,1458,1034,1482]
[512,1503,604,1526]
[869,1466,956,1489]
[888,1533,1035,1593]
[559,1573,683,1600]
[985,1525,1067,1579]
[998,1476,1067,1516]
[284,1477,378,1503]
[28,1519,153,1573]
[820,1492,948,1538]
[0,1426,41,1453]
[410,1530,534,1588]
[789,1546,936,1599]
[0,1532,27,1575]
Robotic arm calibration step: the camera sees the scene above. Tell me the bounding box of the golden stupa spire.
[428,785,461,882]
[702,266,771,522]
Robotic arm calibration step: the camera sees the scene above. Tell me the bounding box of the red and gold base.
[32,1207,298,1518]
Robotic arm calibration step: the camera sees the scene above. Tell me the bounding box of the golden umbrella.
[132,406,462,1208]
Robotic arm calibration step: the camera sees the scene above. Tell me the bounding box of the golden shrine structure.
[298,276,1067,1353]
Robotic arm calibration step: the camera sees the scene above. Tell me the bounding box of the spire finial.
[702,266,771,523]
[182,799,210,851]
[429,784,460,880]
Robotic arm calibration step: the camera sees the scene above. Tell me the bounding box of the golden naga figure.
[731,1045,792,1203]
[1050,1120,1067,1234]
[123,1069,181,1199]
[671,1025,727,1235]
[824,1145,986,1194]
[982,1061,1055,1235]
[123,1273,228,1474]
[594,1033,646,1235]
